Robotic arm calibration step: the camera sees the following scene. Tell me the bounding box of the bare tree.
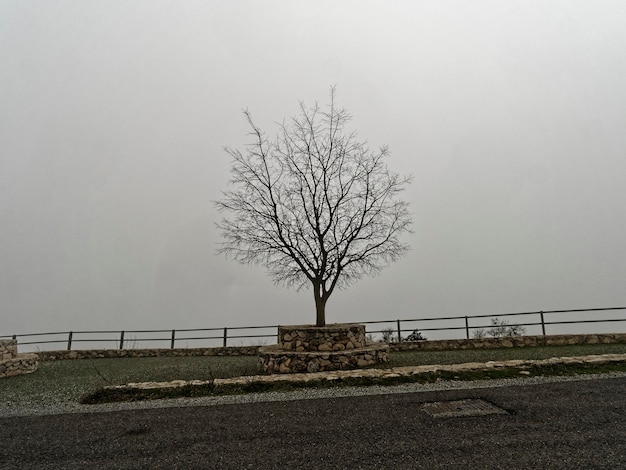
[216,90,412,327]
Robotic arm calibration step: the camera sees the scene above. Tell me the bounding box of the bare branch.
[215,91,412,325]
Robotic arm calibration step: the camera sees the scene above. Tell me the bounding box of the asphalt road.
[1,376,625,469]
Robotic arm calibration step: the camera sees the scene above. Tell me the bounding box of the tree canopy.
[216,91,412,326]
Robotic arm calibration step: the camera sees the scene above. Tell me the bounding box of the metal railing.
[362,307,626,342]
[0,325,279,351]
[2,306,624,352]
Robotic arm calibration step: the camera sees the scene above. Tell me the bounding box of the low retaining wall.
[37,346,261,361]
[0,339,39,378]
[391,333,626,351]
[258,343,390,374]
[28,333,626,362]
[278,324,367,351]
[261,323,389,374]
[0,355,39,378]
[1,339,17,360]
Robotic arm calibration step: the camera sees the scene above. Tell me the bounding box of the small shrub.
[488,318,526,337]
[472,328,487,339]
[122,334,139,350]
[473,318,526,338]
[405,329,427,341]
[381,328,400,343]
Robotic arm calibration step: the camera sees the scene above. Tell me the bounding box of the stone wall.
[278,324,367,351]
[0,355,39,378]
[37,346,261,361]
[1,339,17,360]
[0,339,39,378]
[391,333,626,352]
[260,324,389,374]
[25,332,626,363]
[258,342,389,374]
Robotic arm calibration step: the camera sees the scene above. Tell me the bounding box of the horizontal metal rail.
[3,306,624,351]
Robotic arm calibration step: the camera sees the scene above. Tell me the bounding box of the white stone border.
[104,353,626,392]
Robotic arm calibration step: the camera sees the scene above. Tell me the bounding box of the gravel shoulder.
[3,370,626,418]
[2,374,625,469]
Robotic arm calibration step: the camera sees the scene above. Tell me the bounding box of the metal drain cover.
[421,399,508,418]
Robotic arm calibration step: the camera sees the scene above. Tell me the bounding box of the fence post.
[171,329,176,349]
[67,331,73,351]
[119,330,125,349]
[223,327,228,347]
[396,319,402,342]
[540,311,546,336]
[465,316,470,339]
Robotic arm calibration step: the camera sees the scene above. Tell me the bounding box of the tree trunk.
[313,282,326,327]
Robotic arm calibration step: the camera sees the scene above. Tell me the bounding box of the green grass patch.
[382,343,626,368]
[79,360,626,405]
[0,355,261,411]
[2,343,625,409]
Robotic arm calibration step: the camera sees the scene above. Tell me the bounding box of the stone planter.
[259,323,389,374]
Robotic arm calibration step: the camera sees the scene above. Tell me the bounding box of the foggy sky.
[2,1,625,338]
